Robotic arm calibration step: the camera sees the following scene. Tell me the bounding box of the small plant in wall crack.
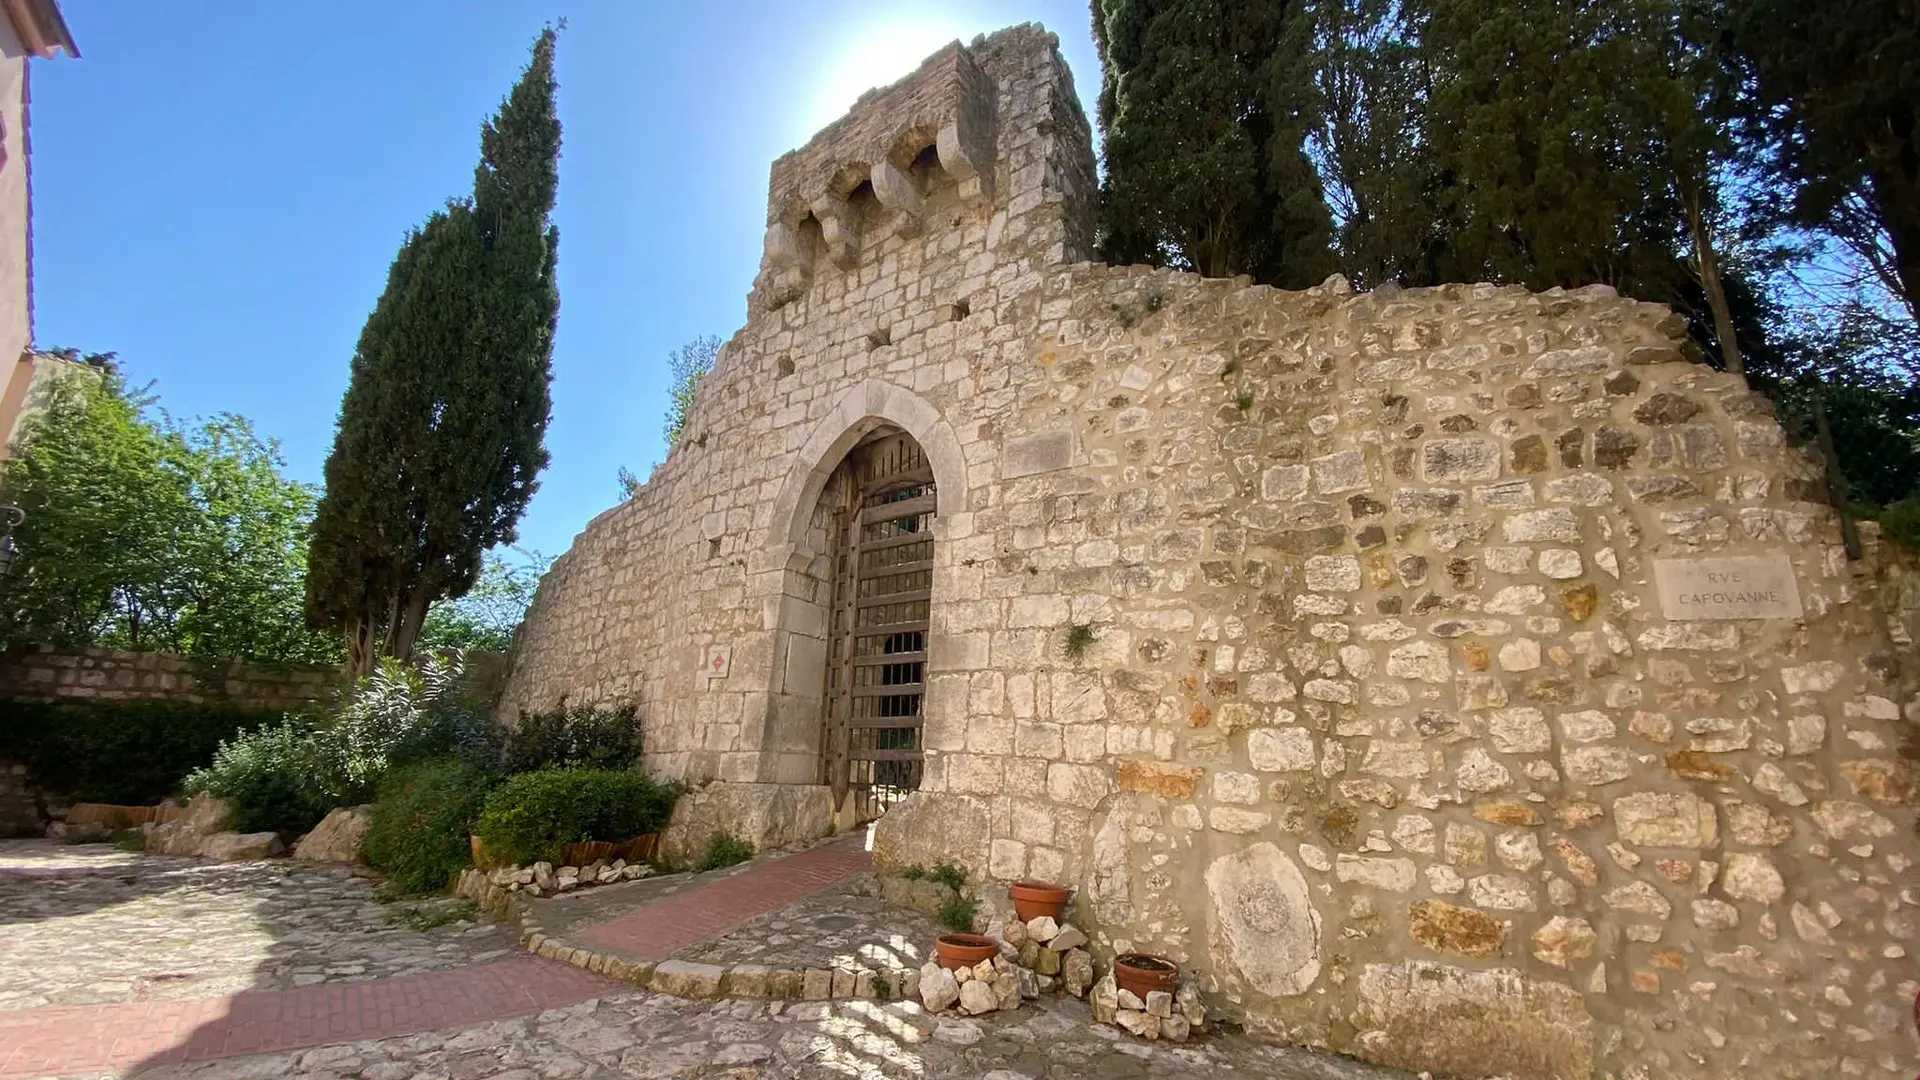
[929,861,968,893]
[1234,388,1255,413]
[937,891,981,933]
[1062,622,1099,663]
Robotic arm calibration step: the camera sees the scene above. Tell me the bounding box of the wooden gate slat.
[821,429,933,824]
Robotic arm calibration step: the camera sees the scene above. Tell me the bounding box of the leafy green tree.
[663,334,720,449]
[0,362,337,663]
[417,548,551,653]
[307,29,561,676]
[1091,0,1336,284]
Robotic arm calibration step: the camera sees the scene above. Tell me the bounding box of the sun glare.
[799,15,975,141]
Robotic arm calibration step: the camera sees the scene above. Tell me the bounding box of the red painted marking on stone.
[579,838,872,961]
[0,956,610,1078]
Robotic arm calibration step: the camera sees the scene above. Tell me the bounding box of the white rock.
[919,963,959,1012]
[1722,853,1785,903]
[1025,915,1059,943]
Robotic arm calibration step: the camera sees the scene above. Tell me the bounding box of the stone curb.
[453,869,922,1003]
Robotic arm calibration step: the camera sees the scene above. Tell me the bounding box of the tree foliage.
[1723,0,1920,325]
[416,547,551,653]
[307,29,562,676]
[1092,0,1336,285]
[0,361,338,662]
[1090,0,1920,525]
[662,334,721,450]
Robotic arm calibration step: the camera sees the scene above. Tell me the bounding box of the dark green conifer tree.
[1091,0,1337,286]
[307,29,560,675]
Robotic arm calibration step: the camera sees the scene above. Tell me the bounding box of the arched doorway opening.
[819,427,933,823]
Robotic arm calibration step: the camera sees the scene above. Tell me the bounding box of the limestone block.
[293,806,371,863]
[1530,917,1597,969]
[661,781,832,862]
[199,831,284,861]
[651,960,726,999]
[1355,962,1594,1080]
[145,793,235,856]
[959,978,998,1015]
[1409,899,1506,957]
[1613,792,1718,848]
[919,962,959,1012]
[1205,842,1320,997]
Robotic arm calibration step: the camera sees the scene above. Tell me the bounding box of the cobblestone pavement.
[125,991,1412,1080]
[677,874,938,973]
[1,840,1407,1079]
[0,840,517,1010]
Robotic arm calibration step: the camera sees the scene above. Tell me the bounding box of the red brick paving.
[579,837,873,960]
[0,955,610,1078]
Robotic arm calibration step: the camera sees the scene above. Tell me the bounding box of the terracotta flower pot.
[934,933,999,971]
[1113,953,1179,1001]
[1009,880,1071,923]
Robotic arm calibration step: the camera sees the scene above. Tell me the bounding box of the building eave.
[2,0,77,59]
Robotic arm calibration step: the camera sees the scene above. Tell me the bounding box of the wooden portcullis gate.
[822,431,933,823]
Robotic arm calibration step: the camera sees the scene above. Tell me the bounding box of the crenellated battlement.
[751,24,1093,312]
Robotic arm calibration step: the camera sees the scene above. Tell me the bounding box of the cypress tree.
[1091,0,1336,285]
[1412,0,1688,297]
[307,29,560,676]
[1288,0,1446,289]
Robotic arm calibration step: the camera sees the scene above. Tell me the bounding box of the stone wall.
[0,646,342,836]
[498,23,1920,1080]
[0,646,340,709]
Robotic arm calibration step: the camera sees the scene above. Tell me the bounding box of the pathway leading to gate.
[0,837,873,1078]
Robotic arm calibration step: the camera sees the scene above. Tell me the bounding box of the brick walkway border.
[457,835,895,1003]
[578,837,871,960]
[0,956,610,1079]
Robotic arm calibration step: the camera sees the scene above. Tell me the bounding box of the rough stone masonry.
[498,23,1920,1080]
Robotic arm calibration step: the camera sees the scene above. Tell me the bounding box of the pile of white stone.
[1090,975,1207,1042]
[488,857,652,897]
[915,913,1097,1017]
[916,953,1026,1016]
[1003,914,1095,995]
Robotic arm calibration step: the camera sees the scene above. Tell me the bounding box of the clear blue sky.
[30,1,1101,559]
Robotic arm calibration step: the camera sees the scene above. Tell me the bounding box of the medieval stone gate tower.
[500,24,1920,1080]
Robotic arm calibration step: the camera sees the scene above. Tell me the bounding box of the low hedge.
[361,757,496,895]
[0,699,283,806]
[474,767,676,866]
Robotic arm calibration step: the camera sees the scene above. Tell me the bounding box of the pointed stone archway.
[751,381,967,827]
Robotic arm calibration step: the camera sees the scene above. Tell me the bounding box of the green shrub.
[937,892,979,933]
[183,719,326,834]
[0,699,282,805]
[1878,496,1920,548]
[361,758,495,896]
[303,655,488,807]
[695,831,754,872]
[179,654,488,835]
[474,767,676,866]
[492,702,644,774]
